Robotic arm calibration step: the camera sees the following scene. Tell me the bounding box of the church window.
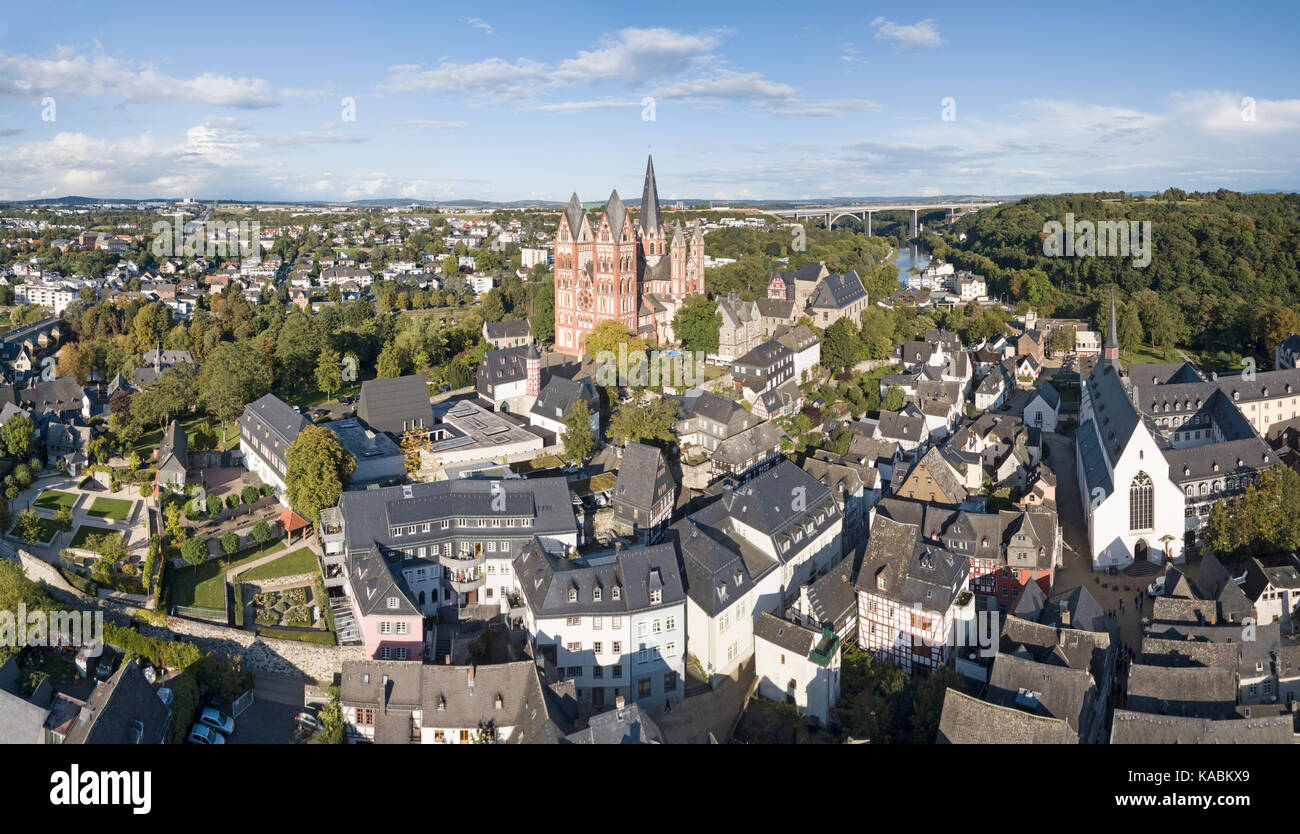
[1130,471,1153,531]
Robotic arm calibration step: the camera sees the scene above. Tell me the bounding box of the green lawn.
[33,490,79,511]
[10,516,60,544]
[237,548,318,582]
[166,540,286,611]
[69,525,121,550]
[132,415,241,456]
[1122,344,1179,366]
[86,496,133,521]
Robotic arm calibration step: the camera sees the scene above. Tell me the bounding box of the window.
[357,709,374,726]
[566,617,582,627]
[592,617,602,630]
[650,589,662,604]
[611,617,622,630]
[1129,471,1153,530]
[386,597,400,609]
[593,642,603,654]
[638,678,652,698]
[379,622,392,634]
[612,641,622,654]
[566,642,581,652]
[665,616,676,631]
[395,622,409,635]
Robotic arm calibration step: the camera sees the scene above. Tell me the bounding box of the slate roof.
[638,155,662,234]
[1139,636,1238,669]
[807,271,867,311]
[753,611,831,662]
[676,390,754,435]
[18,377,83,414]
[563,702,664,744]
[348,544,421,617]
[986,652,1096,736]
[876,408,926,442]
[0,657,53,744]
[477,345,531,394]
[484,320,531,341]
[1163,437,1274,485]
[157,419,189,473]
[514,538,683,617]
[62,660,171,744]
[936,689,1078,744]
[530,376,598,424]
[1110,710,1293,744]
[1194,551,1253,623]
[614,441,674,518]
[240,393,310,466]
[713,420,782,468]
[1125,664,1238,719]
[358,374,433,436]
[1243,555,1300,602]
[793,557,856,634]
[856,515,968,610]
[335,476,578,555]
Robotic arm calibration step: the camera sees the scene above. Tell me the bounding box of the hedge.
[59,568,97,596]
[104,622,203,670]
[256,627,336,645]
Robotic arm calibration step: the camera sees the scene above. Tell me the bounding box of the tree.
[220,530,241,556]
[821,318,861,372]
[0,413,34,459]
[315,346,343,398]
[561,400,594,464]
[285,425,356,524]
[313,686,346,744]
[181,537,209,566]
[1203,466,1300,562]
[375,340,407,379]
[274,309,322,391]
[584,320,645,360]
[608,396,678,447]
[53,506,74,545]
[881,385,906,412]
[1119,302,1144,356]
[15,510,44,544]
[251,519,272,546]
[671,295,721,355]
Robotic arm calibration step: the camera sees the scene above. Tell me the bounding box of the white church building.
[1075,295,1276,571]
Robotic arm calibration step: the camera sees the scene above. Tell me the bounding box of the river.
[890,244,931,283]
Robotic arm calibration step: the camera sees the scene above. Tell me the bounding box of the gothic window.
[1130,470,1153,531]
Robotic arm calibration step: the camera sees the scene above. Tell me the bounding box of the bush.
[241,485,258,504]
[283,607,310,627]
[255,610,280,627]
[59,568,97,595]
[225,495,238,510]
[259,483,274,497]
[206,495,222,516]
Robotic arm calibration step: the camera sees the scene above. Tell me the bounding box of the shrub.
[283,607,310,627]
[257,627,335,645]
[206,495,222,516]
[259,483,274,497]
[255,610,279,627]
[242,485,258,504]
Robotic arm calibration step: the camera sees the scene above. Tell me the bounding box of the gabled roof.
[62,659,171,744]
[514,538,684,617]
[358,374,433,436]
[563,702,664,744]
[614,441,674,516]
[1110,710,1293,744]
[937,689,1077,744]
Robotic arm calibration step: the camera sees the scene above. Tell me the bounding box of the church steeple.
[639,154,662,235]
[1104,290,1120,366]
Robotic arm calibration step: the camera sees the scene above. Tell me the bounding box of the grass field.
[86,496,133,521]
[69,525,121,550]
[132,415,241,456]
[33,490,78,511]
[167,540,287,611]
[10,516,59,544]
[237,548,318,582]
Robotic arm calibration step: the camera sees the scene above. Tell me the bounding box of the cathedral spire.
[639,154,662,235]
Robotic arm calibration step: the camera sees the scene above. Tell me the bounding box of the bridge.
[774,199,1006,238]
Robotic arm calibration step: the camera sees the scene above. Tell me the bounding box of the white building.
[14,283,75,315]
[513,540,686,708]
[674,462,843,680]
[753,612,841,726]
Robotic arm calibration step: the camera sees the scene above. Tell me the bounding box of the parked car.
[188,724,225,744]
[197,707,235,735]
[1146,576,1165,598]
[295,711,322,731]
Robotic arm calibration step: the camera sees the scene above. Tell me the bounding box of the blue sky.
[0,0,1297,201]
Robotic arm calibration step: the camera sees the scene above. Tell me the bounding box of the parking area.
[225,698,304,744]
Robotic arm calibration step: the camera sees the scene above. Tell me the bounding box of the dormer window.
[568,588,577,602]
[593,588,602,602]
[386,597,399,609]
[650,589,662,605]
[612,585,621,600]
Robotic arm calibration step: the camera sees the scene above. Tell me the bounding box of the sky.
[0,0,1297,202]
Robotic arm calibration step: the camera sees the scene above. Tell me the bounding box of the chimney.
[615,694,626,710]
[1059,607,1070,628]
[468,666,475,689]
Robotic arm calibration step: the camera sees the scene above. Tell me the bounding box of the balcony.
[446,567,485,593]
[438,550,485,570]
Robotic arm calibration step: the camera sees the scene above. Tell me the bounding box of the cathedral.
[552,155,705,356]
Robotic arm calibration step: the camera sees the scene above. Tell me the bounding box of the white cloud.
[870,18,943,49]
[462,17,495,36]
[0,50,277,107]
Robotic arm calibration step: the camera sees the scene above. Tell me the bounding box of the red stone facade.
[553,156,705,356]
